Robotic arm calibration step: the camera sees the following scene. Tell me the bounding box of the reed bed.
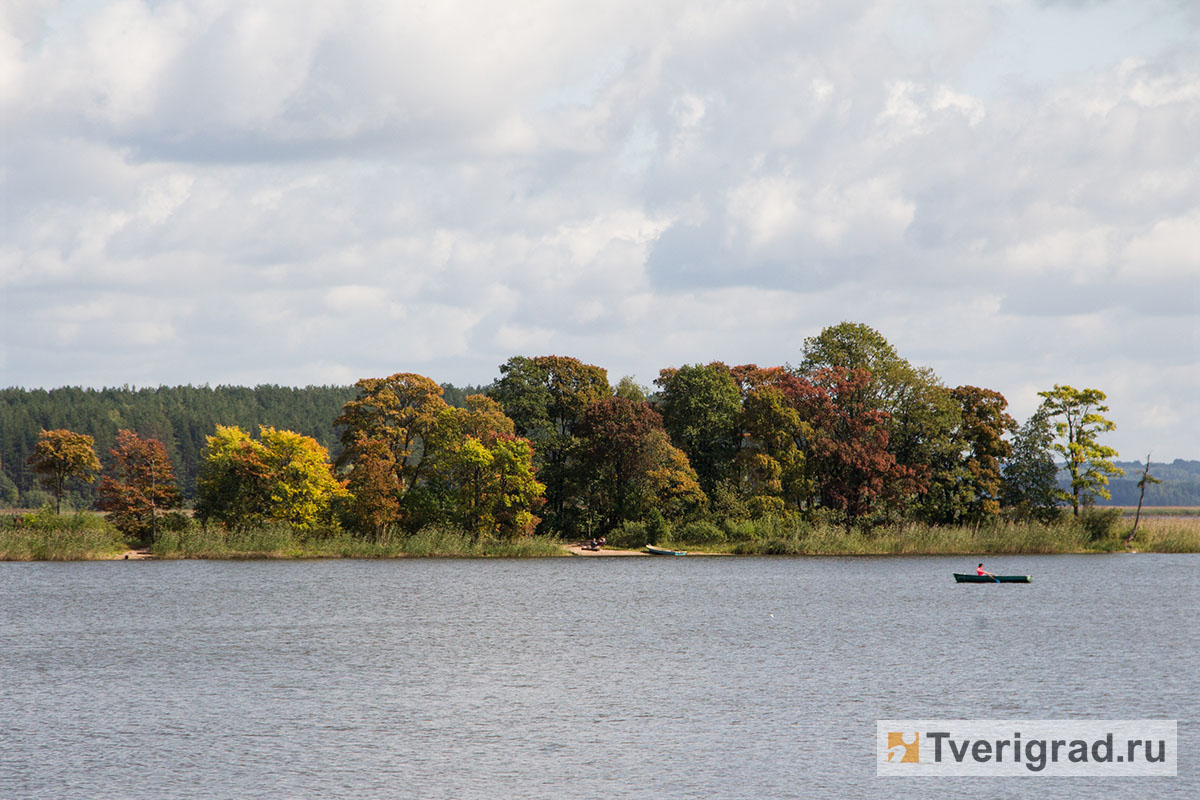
[0,510,128,560]
[150,522,565,559]
[1126,517,1200,553]
[664,515,1200,555]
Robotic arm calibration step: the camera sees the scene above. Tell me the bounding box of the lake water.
[1,554,1195,799]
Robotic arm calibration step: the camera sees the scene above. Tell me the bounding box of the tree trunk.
[1127,454,1154,545]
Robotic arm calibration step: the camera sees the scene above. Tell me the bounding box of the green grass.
[659,516,1200,555]
[4,507,1197,560]
[150,521,566,559]
[0,508,129,560]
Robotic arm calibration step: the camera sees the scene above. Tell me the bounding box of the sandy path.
[114,549,153,560]
[562,543,647,556]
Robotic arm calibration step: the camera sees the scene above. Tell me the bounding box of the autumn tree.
[335,373,448,530]
[340,431,401,539]
[195,426,273,529]
[422,395,545,538]
[946,386,1017,523]
[789,368,925,528]
[654,363,743,497]
[799,322,955,514]
[1001,408,1061,522]
[258,427,347,529]
[196,425,344,530]
[737,379,812,514]
[1037,385,1124,515]
[575,397,704,532]
[488,356,610,534]
[28,429,101,513]
[96,430,180,543]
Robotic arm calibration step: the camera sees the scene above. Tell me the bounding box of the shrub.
[1076,507,1124,542]
[675,520,725,545]
[646,509,670,546]
[608,521,648,549]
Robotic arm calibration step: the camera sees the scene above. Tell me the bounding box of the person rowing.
[976,562,997,578]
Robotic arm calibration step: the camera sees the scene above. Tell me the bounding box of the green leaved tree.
[1037,385,1124,515]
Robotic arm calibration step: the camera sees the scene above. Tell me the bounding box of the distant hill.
[1090,459,1200,506]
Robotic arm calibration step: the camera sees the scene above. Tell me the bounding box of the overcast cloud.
[2,0,1197,458]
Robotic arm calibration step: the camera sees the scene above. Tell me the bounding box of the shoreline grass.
[653,515,1200,556]
[0,509,128,560]
[3,511,1197,560]
[148,523,567,559]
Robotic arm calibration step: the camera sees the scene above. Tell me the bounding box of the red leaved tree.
[787,368,925,529]
[97,429,180,544]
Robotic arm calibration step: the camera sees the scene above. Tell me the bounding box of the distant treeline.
[3,322,1190,540]
[0,383,493,508]
[0,383,489,508]
[1094,460,1200,506]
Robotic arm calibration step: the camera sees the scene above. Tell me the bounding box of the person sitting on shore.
[976,562,996,578]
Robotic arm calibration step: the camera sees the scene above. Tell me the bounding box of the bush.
[721,518,760,542]
[608,521,648,549]
[1076,507,1124,542]
[646,509,670,546]
[675,520,725,546]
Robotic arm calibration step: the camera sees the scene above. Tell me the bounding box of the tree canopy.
[2,322,1152,539]
[28,429,101,513]
[1037,385,1123,515]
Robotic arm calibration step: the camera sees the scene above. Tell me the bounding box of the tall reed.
[0,509,128,560]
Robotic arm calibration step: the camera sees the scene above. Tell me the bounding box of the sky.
[1,0,1197,460]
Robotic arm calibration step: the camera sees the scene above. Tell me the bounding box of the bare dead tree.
[1127,453,1161,545]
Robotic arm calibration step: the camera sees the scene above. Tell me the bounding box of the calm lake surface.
[1,554,1195,799]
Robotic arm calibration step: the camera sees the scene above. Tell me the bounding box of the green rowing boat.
[646,544,687,556]
[953,573,1032,583]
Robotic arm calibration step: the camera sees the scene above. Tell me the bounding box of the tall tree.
[258,427,347,529]
[948,386,1017,522]
[575,397,704,532]
[488,356,610,534]
[196,425,344,530]
[339,431,401,539]
[96,430,180,544]
[1001,409,1061,522]
[335,373,448,529]
[654,363,743,496]
[799,322,955,512]
[789,368,925,528]
[423,395,545,537]
[28,429,101,513]
[737,380,812,513]
[195,426,273,530]
[1037,385,1124,515]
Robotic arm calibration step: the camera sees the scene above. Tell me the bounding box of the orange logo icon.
[887,732,919,763]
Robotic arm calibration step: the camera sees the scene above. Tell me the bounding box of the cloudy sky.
[2,0,1197,458]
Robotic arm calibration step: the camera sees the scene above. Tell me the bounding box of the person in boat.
[976,562,996,578]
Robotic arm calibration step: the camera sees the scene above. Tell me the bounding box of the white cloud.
[1,0,1198,458]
